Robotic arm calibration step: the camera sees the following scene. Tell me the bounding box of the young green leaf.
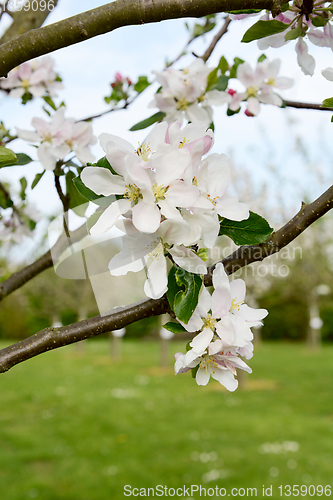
[130,112,166,131]
[66,171,89,215]
[42,95,57,111]
[162,322,187,334]
[167,266,202,324]
[219,211,273,245]
[321,98,333,109]
[0,146,17,168]
[31,171,45,189]
[218,56,229,75]
[258,53,267,63]
[134,76,151,93]
[15,153,33,166]
[284,23,303,41]
[241,20,290,43]
[19,177,27,201]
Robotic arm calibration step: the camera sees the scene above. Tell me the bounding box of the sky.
[1,0,333,232]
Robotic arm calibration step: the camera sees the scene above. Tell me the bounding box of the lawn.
[0,340,332,499]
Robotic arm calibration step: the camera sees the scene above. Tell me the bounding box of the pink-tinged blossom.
[181,263,267,356]
[295,38,315,76]
[174,348,252,391]
[229,59,293,115]
[81,121,219,235]
[16,107,96,170]
[149,59,231,126]
[0,56,63,99]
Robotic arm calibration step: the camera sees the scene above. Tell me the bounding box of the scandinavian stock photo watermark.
[123,484,332,497]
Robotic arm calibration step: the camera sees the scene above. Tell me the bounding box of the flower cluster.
[0,56,63,102]
[228,59,294,116]
[81,120,249,299]
[0,203,40,250]
[149,59,231,126]
[232,3,333,76]
[105,72,133,105]
[174,263,268,390]
[16,107,96,170]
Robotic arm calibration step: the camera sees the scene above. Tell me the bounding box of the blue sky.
[0,0,333,226]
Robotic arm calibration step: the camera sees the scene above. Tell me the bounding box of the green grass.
[0,340,332,499]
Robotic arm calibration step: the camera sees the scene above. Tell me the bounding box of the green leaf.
[311,16,327,27]
[192,20,215,38]
[229,57,245,79]
[31,171,45,189]
[258,53,267,62]
[66,171,89,215]
[284,23,303,41]
[0,146,17,168]
[226,107,241,116]
[241,20,290,43]
[167,266,202,324]
[0,186,13,209]
[213,75,229,91]
[218,56,229,75]
[134,76,150,93]
[96,156,118,176]
[19,177,27,201]
[42,95,57,111]
[219,211,273,245]
[206,68,218,91]
[15,153,33,166]
[129,111,166,131]
[191,365,199,379]
[321,97,333,109]
[162,322,187,334]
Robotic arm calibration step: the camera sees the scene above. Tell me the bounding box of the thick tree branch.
[0,0,59,45]
[0,297,169,372]
[0,222,87,302]
[0,0,283,77]
[0,183,332,372]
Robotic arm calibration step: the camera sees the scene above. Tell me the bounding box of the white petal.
[230,279,246,303]
[196,366,210,386]
[144,254,168,299]
[211,287,232,319]
[215,196,249,221]
[211,369,238,391]
[81,166,126,196]
[190,327,214,352]
[169,246,206,274]
[90,199,132,235]
[295,38,315,76]
[132,200,161,233]
[322,67,333,82]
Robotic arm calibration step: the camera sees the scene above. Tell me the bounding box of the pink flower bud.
[115,72,123,82]
[245,109,254,117]
[228,89,236,96]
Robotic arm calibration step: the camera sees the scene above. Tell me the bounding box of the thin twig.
[201,16,232,62]
[284,100,333,111]
[1,183,333,372]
